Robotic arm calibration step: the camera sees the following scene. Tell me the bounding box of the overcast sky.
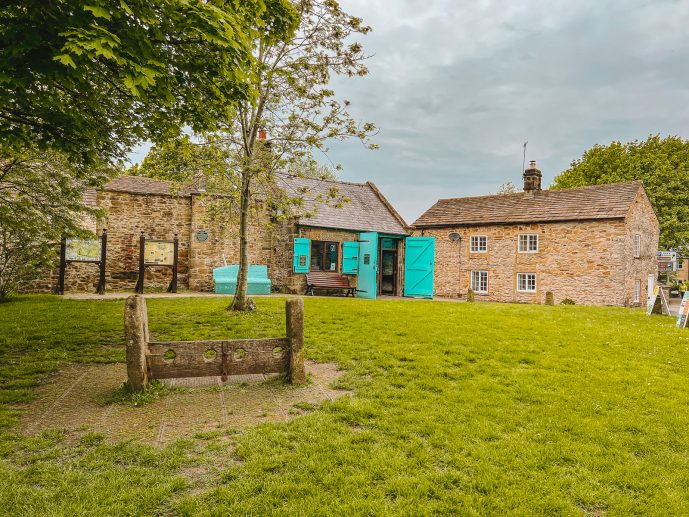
[130,0,689,223]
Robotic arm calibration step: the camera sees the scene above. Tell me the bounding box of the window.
[634,234,641,258]
[517,273,537,292]
[518,234,539,253]
[470,235,487,253]
[471,271,488,293]
[634,279,641,303]
[679,260,685,270]
[310,241,338,271]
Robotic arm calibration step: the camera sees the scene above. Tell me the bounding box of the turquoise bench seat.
[213,265,272,295]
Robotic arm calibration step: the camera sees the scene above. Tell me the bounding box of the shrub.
[561,298,575,305]
[467,289,475,302]
[545,291,554,305]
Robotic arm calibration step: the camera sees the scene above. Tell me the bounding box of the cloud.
[323,0,689,223]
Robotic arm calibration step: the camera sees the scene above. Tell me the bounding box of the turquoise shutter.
[342,241,359,274]
[293,238,310,273]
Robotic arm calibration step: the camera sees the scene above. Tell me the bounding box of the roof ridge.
[436,180,642,202]
[278,173,369,188]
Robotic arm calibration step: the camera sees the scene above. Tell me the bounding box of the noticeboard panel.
[66,238,101,262]
[144,241,175,266]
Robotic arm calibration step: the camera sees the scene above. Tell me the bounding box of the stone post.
[286,298,306,385]
[124,295,149,392]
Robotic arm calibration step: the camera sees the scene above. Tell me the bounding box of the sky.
[129,0,689,223]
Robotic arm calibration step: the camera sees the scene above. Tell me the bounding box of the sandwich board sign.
[677,292,689,328]
[647,285,671,316]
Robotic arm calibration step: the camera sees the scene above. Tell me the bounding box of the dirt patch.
[19,361,347,445]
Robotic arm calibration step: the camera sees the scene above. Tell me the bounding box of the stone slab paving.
[20,361,347,445]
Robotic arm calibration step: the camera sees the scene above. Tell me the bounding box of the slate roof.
[413,181,645,228]
[102,175,408,235]
[277,176,409,235]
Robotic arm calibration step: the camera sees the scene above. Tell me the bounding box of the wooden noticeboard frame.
[57,230,107,295]
[134,232,178,294]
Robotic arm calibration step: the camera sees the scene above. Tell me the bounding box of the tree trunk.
[230,168,255,311]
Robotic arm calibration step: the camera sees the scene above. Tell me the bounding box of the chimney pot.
[523,159,542,193]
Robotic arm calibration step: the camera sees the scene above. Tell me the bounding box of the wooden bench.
[305,272,356,297]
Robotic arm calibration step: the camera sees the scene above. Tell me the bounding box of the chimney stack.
[523,160,542,193]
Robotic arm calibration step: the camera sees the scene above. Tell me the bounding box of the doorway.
[379,238,398,296]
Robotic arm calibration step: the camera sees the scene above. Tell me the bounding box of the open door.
[404,237,435,298]
[357,232,378,299]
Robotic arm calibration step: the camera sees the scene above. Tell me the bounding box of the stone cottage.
[48,175,412,297]
[412,161,659,306]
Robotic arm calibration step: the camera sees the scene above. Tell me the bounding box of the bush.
[467,289,475,302]
[561,298,575,305]
[545,291,554,305]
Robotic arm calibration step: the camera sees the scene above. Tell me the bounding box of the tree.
[138,1,375,311]
[495,181,518,195]
[0,147,109,299]
[129,133,337,182]
[129,135,232,183]
[0,0,296,167]
[0,1,296,296]
[552,135,689,255]
[215,0,376,311]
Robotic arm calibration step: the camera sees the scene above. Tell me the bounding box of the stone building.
[48,175,413,297]
[412,162,660,306]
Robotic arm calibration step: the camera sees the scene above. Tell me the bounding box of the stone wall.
[96,190,192,291]
[187,196,275,292]
[416,212,659,306]
[677,260,688,283]
[623,189,660,306]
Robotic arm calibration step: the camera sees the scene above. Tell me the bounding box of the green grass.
[1,295,689,515]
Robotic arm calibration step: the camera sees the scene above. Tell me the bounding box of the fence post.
[286,298,306,384]
[124,295,149,392]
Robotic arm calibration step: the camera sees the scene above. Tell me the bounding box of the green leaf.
[84,5,112,20]
[54,54,77,69]
[119,0,133,16]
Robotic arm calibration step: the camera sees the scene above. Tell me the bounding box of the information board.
[144,241,175,266]
[658,250,677,272]
[676,292,689,328]
[65,238,101,262]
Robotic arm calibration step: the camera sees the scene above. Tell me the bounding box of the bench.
[213,265,272,295]
[305,272,356,297]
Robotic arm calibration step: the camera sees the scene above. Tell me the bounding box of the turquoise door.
[404,237,435,298]
[357,232,378,299]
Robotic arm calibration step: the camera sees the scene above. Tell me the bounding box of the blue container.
[213,265,271,295]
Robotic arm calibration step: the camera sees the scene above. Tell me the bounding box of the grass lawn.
[1,295,689,515]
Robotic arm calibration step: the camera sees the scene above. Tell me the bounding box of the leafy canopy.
[552,135,689,255]
[0,0,297,166]
[0,147,109,298]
